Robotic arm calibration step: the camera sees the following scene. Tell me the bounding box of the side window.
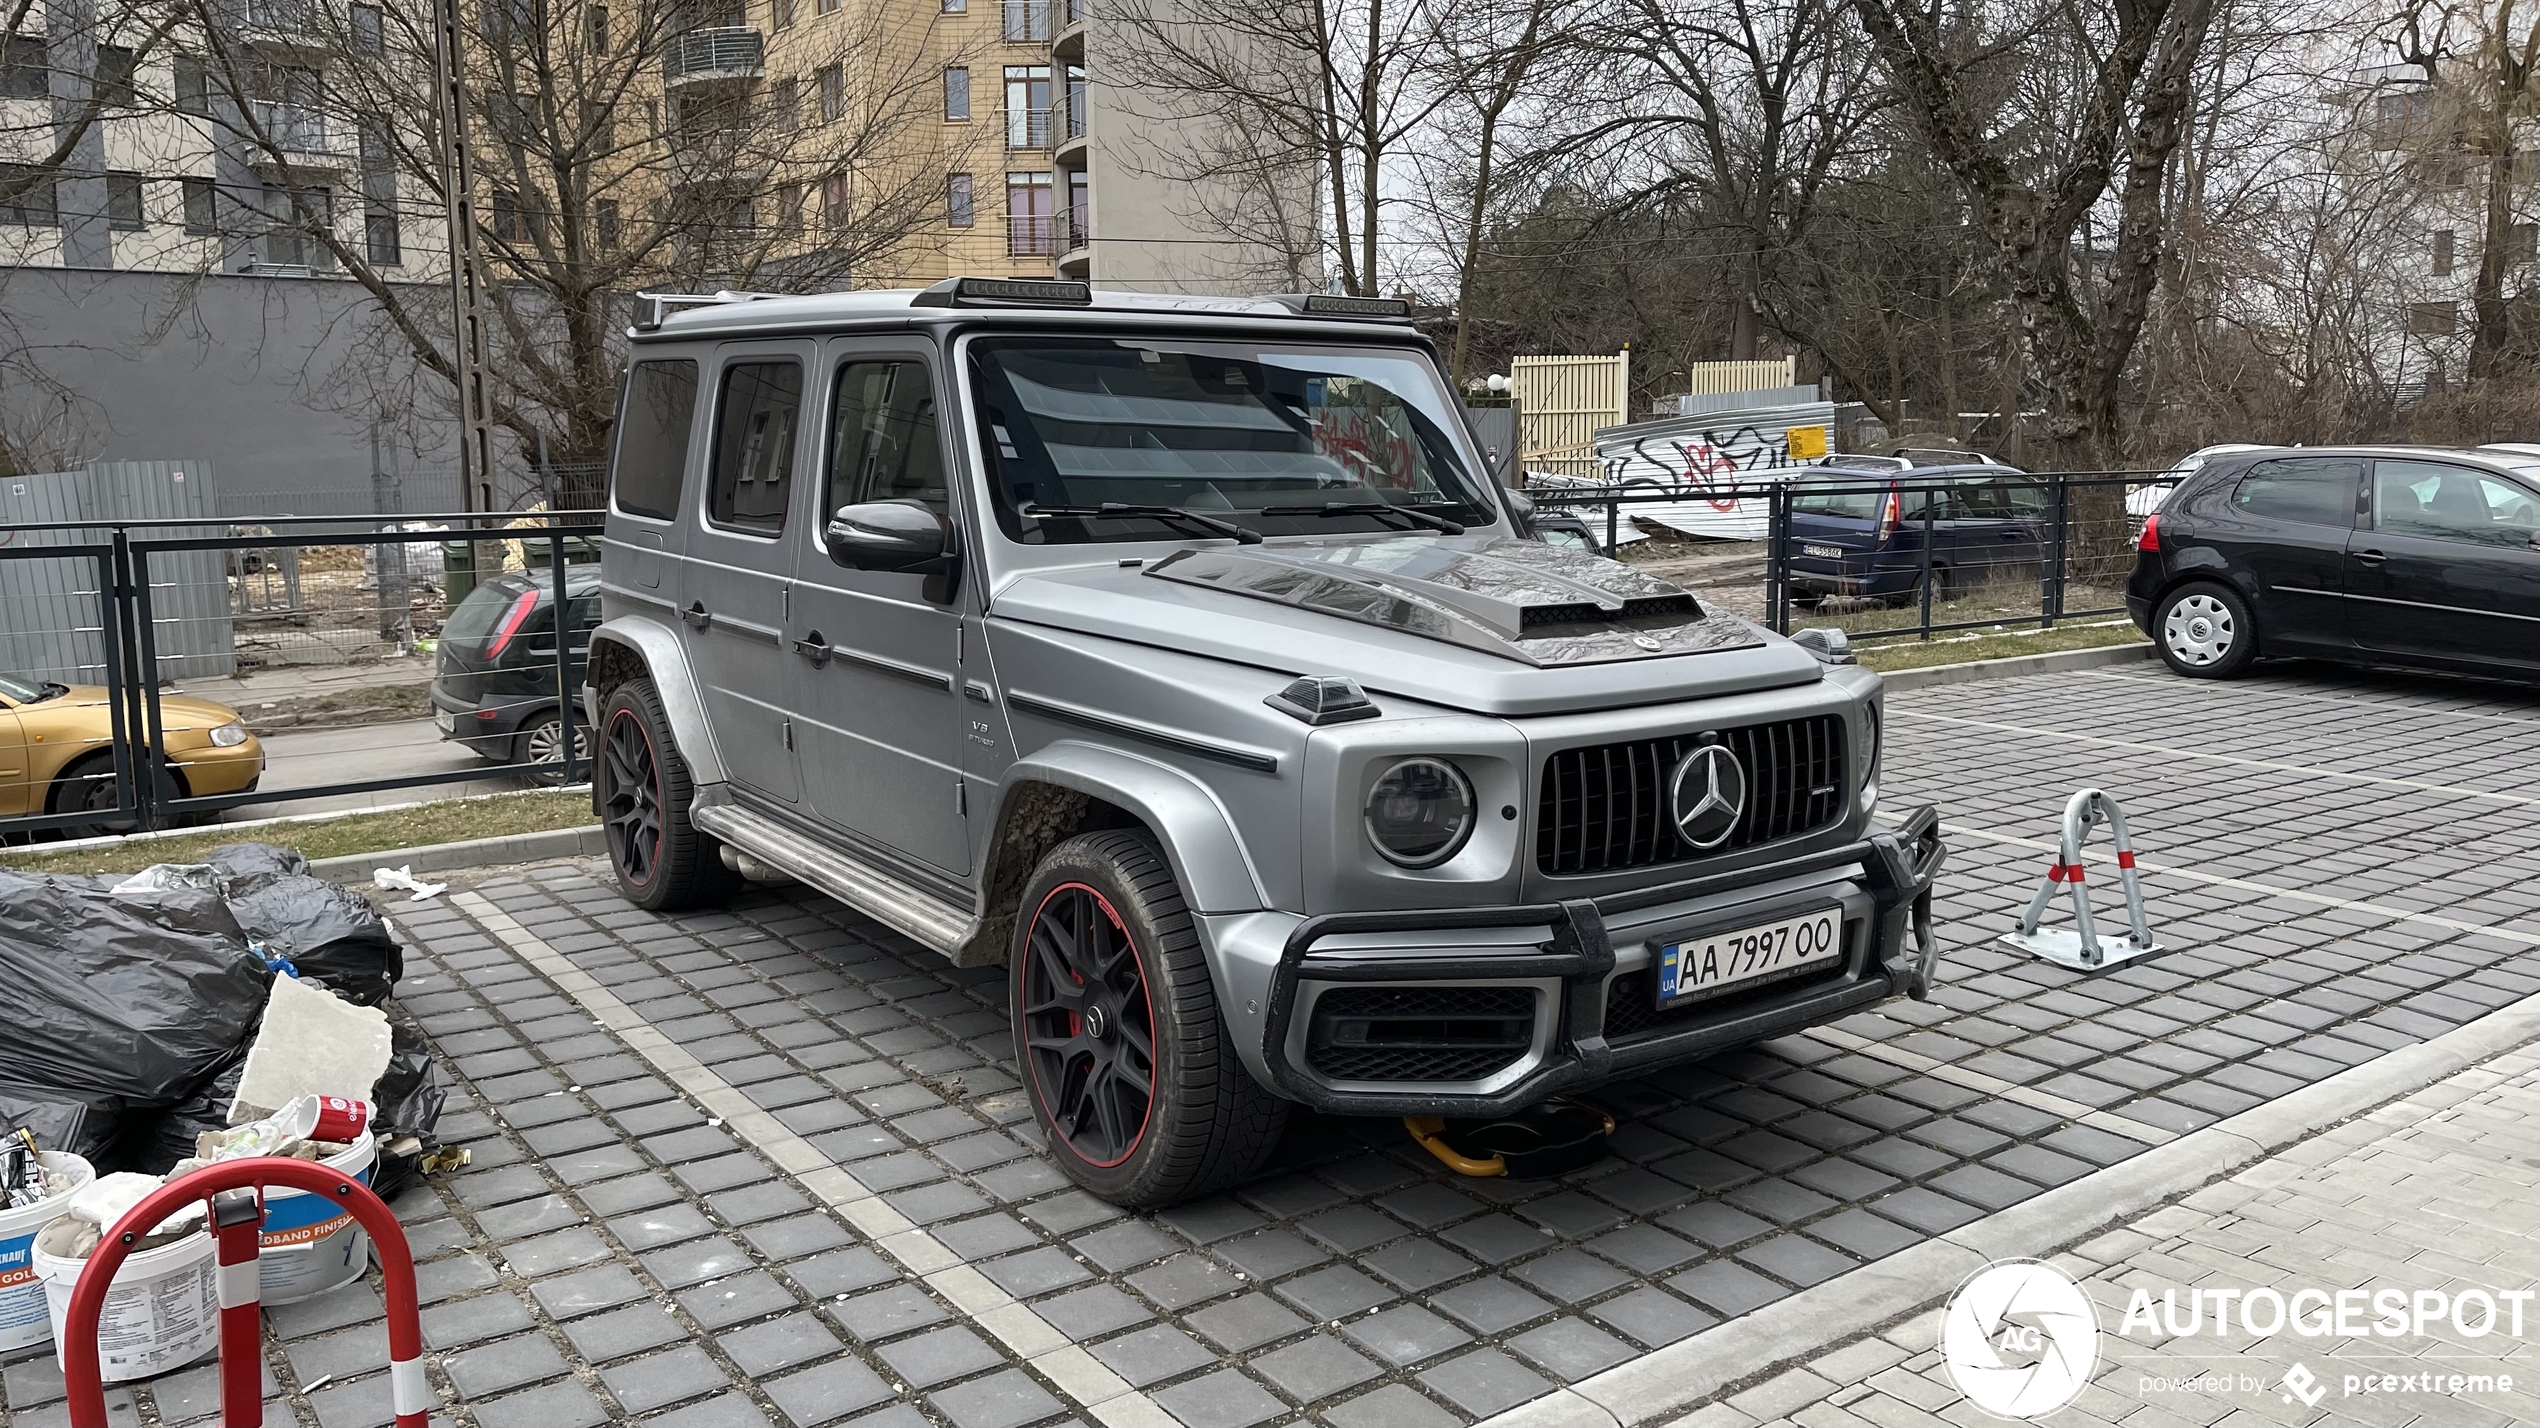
[826,360,948,516]
[2231,458,2359,528]
[707,360,804,534]
[611,359,697,520]
[1995,477,2048,518]
[2374,461,2540,548]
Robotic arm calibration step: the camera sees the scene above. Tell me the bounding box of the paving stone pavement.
[2,662,2535,1428]
[1671,1041,2540,1428]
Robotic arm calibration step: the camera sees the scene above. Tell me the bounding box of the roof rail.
[630,289,788,333]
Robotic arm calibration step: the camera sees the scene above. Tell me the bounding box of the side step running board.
[690,801,980,962]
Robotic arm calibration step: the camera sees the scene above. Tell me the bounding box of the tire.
[2154,581,2255,678]
[597,680,740,910]
[514,711,592,786]
[1011,830,1287,1208]
[47,751,185,838]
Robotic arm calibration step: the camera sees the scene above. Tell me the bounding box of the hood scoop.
[1144,536,1766,668]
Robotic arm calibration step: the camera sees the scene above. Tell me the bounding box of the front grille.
[1306,985,1536,1084]
[1601,925,1854,1043]
[1537,714,1846,875]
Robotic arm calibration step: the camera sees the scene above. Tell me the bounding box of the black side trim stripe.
[1006,691,1281,773]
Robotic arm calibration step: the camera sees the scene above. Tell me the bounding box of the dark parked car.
[432,566,600,769]
[1786,463,2049,603]
[2128,446,2540,679]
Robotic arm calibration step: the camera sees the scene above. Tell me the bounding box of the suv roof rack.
[630,289,788,333]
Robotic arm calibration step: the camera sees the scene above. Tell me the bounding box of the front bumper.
[1222,807,1945,1117]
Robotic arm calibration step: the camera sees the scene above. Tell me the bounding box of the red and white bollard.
[1999,787,2163,972]
[61,1157,431,1427]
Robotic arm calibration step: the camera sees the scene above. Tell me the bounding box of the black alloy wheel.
[1020,882,1157,1168]
[601,709,663,888]
[596,679,737,910]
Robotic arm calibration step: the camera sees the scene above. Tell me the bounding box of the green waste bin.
[443,540,480,606]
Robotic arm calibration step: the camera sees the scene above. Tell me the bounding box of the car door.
[2201,456,2362,652]
[1952,474,2047,589]
[682,347,808,804]
[2348,458,2540,671]
[0,696,27,817]
[787,349,969,876]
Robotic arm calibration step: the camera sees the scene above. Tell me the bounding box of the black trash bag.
[126,1049,250,1175]
[201,842,310,893]
[0,869,268,1105]
[0,1082,123,1166]
[217,866,403,1005]
[368,1022,446,1200]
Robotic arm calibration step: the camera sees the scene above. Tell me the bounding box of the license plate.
[1656,906,1843,1005]
[434,709,456,735]
[1802,544,1845,559]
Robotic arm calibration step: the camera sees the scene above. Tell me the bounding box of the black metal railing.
[1525,470,2177,643]
[0,511,601,842]
[663,26,764,81]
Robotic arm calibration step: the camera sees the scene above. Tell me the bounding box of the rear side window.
[2231,458,2359,527]
[612,360,698,521]
[708,360,804,534]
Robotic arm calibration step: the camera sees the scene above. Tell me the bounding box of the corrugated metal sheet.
[0,461,235,684]
[1513,352,1628,479]
[1585,399,1840,539]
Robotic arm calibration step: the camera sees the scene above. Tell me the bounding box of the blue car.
[1785,460,2049,603]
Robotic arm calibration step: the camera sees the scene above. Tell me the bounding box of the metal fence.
[0,511,601,842]
[1529,471,2177,643]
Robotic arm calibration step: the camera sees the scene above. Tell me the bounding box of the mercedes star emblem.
[1632,634,1665,651]
[1669,742,1748,849]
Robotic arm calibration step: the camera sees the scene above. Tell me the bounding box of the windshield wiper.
[1024,503,1263,545]
[1261,502,1467,535]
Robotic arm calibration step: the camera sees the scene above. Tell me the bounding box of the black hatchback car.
[431,566,601,768]
[2128,446,2540,679]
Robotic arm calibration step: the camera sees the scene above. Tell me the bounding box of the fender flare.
[585,616,728,787]
[994,741,1270,916]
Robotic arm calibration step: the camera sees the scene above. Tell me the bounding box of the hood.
[13,686,244,735]
[991,536,1827,718]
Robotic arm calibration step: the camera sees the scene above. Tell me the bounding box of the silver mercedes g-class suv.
[584,277,1945,1208]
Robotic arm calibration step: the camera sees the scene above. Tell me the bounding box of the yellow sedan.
[0,672,266,832]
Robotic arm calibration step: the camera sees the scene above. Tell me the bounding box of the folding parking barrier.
[62,1156,430,1428]
[1999,788,2163,971]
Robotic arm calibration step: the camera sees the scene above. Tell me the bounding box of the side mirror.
[827,500,948,573]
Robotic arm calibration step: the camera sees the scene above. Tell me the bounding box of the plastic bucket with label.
[0,1151,96,1353]
[255,1132,379,1305]
[36,1225,218,1381]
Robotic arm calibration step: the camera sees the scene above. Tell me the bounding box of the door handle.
[792,631,833,667]
[2353,549,2386,567]
[679,601,711,628]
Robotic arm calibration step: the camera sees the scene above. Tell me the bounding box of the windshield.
[0,672,52,703]
[967,337,1497,543]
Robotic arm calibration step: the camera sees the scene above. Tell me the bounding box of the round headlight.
[1861,703,1880,787]
[209,720,250,748]
[1363,758,1475,868]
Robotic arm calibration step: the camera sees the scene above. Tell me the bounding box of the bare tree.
[2386,0,2540,379]
[1849,0,2219,462]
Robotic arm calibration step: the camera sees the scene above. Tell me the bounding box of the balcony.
[247,103,351,168]
[666,127,766,186]
[1006,105,1051,150]
[1008,213,1052,257]
[1054,0,1085,55]
[1052,87,1085,154]
[664,27,764,87]
[239,0,326,45]
[1054,200,1087,256]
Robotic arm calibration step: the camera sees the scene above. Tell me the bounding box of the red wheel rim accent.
[1019,882,1156,1169]
[601,708,664,887]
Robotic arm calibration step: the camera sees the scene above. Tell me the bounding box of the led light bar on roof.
[1301,293,1412,319]
[913,276,1094,308]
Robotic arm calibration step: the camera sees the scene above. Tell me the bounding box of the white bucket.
[37,1224,219,1382]
[0,1151,97,1353]
[254,1132,379,1306]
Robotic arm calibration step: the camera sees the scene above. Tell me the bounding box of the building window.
[490,187,537,243]
[0,165,58,226]
[182,176,217,233]
[2407,300,2457,336]
[2373,87,2434,150]
[2,39,47,100]
[2513,223,2539,266]
[816,0,838,16]
[944,66,968,121]
[943,0,964,11]
[359,120,398,265]
[1003,65,1048,148]
[771,0,794,26]
[822,171,850,227]
[777,183,803,230]
[2433,228,2454,277]
[350,4,384,52]
[595,197,620,251]
[1005,170,1049,255]
[771,76,797,131]
[174,56,211,115]
[1000,0,1046,41]
[1063,167,1086,249]
[947,172,972,226]
[96,46,137,107]
[491,0,537,35]
[580,3,606,49]
[262,183,333,267]
[106,172,145,229]
[818,63,843,122]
